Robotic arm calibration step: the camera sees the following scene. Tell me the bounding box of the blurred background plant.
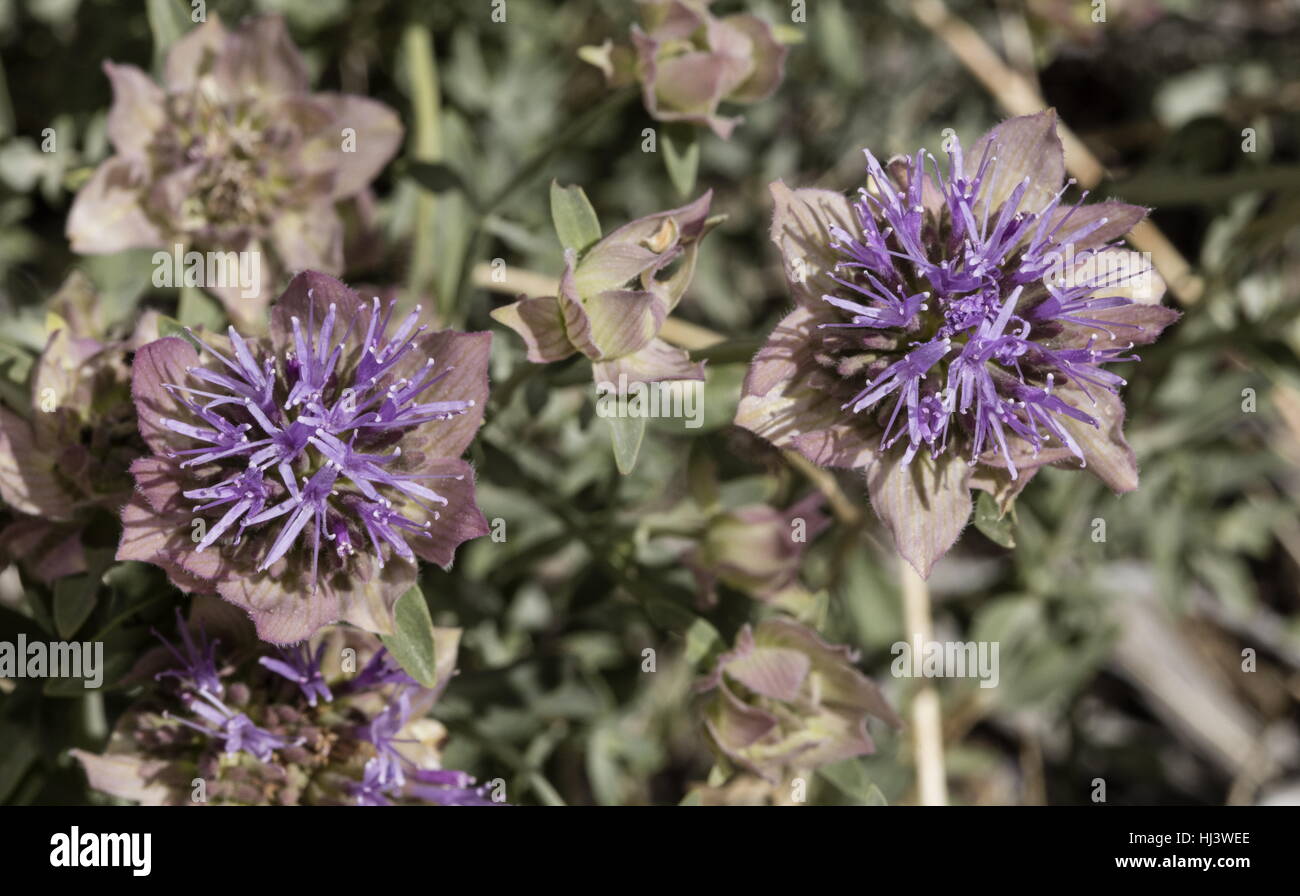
[1,0,1298,805]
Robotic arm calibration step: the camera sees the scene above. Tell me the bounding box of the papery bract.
[65,14,402,327]
[491,192,718,386]
[697,617,901,782]
[581,0,787,139]
[0,273,156,582]
[689,493,829,604]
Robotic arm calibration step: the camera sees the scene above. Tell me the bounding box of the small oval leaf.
[974,491,1016,549]
[662,125,700,199]
[607,413,646,475]
[379,586,440,688]
[550,181,603,255]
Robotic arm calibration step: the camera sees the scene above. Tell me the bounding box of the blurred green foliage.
[1,0,1298,805]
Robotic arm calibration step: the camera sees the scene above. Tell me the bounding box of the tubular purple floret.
[151,608,224,696]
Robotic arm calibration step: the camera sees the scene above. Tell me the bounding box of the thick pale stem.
[403,25,442,309]
[900,553,948,806]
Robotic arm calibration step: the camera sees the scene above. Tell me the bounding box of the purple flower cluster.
[120,272,491,643]
[74,606,498,806]
[169,294,473,585]
[735,111,1179,575]
[824,136,1147,478]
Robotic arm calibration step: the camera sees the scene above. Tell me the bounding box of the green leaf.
[0,52,13,139]
[178,286,224,331]
[157,314,186,338]
[687,446,720,510]
[662,125,700,198]
[817,759,888,806]
[549,180,603,255]
[586,725,623,806]
[684,616,723,667]
[53,575,97,639]
[838,535,902,651]
[0,721,37,803]
[146,0,192,74]
[813,0,866,84]
[974,491,1016,549]
[607,413,645,475]
[0,601,51,642]
[82,249,157,329]
[380,586,440,688]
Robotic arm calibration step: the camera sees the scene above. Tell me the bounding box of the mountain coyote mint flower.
[492,191,718,385]
[0,273,157,582]
[736,111,1179,575]
[65,14,401,325]
[73,602,496,806]
[698,617,901,782]
[581,0,787,139]
[119,272,490,643]
[688,493,829,605]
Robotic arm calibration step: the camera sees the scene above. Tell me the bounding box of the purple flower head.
[349,762,499,807]
[358,687,413,788]
[348,759,394,806]
[736,112,1179,576]
[119,272,491,643]
[74,606,491,806]
[405,768,500,807]
[349,684,502,806]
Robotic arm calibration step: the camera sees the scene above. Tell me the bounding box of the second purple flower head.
[737,111,1179,576]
